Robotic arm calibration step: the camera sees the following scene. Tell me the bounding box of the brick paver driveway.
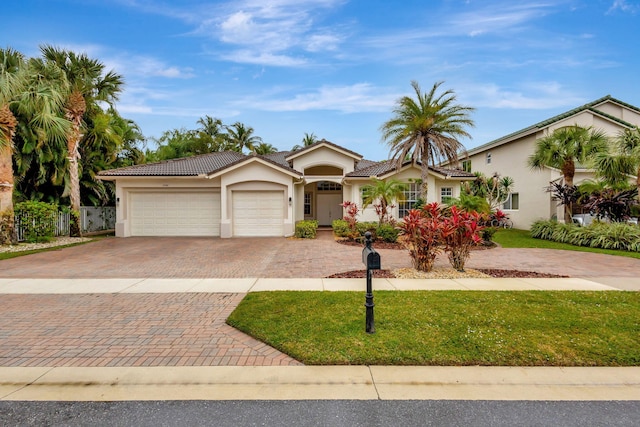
[0,231,414,278]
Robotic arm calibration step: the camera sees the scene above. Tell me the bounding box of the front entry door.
[316,194,343,226]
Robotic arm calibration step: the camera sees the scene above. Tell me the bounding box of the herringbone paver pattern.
[0,293,301,367]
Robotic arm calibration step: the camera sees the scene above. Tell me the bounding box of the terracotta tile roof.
[98,151,247,176]
[346,160,475,179]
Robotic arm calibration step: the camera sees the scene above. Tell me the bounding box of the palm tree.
[1,50,69,243]
[528,125,608,223]
[226,122,262,153]
[380,81,475,201]
[595,127,640,191]
[361,178,407,225]
[41,45,124,235]
[292,132,318,151]
[253,142,277,155]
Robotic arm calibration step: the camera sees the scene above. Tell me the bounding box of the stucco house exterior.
[98,139,474,238]
[458,96,640,229]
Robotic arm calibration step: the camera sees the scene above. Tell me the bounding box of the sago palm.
[380,80,475,200]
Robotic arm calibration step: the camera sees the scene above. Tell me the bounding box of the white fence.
[15,206,115,242]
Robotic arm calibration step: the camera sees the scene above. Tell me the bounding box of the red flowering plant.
[341,201,360,239]
[441,206,484,271]
[397,203,447,272]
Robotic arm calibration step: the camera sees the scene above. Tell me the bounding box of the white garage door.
[233,191,284,237]
[130,191,221,236]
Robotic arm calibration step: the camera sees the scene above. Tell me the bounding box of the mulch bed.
[326,269,568,279]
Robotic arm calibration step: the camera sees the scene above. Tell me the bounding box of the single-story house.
[457,96,640,229]
[98,139,474,238]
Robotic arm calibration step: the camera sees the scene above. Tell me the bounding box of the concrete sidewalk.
[1,276,638,293]
[2,366,640,401]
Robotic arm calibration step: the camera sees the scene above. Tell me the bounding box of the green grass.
[493,228,640,259]
[227,290,640,366]
[0,236,105,261]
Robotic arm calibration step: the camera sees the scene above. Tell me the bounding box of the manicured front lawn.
[227,290,640,366]
[493,228,640,259]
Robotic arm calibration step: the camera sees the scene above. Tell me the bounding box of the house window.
[503,193,519,210]
[486,153,492,164]
[440,187,453,204]
[398,183,420,218]
[304,192,312,215]
[317,182,342,191]
[462,159,472,172]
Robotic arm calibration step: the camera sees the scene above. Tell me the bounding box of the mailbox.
[362,246,381,270]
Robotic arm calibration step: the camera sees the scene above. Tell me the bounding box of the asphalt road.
[2,400,639,426]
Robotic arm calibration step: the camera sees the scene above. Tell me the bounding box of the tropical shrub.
[295,220,318,239]
[441,206,483,271]
[340,201,360,239]
[398,205,446,272]
[376,223,400,243]
[14,201,58,243]
[331,219,350,238]
[530,219,640,252]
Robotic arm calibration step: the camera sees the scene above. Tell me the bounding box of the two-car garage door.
[130,191,221,236]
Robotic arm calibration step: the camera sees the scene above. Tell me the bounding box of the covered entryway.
[232,191,284,237]
[130,191,221,236]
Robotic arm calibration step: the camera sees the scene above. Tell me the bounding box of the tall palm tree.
[528,125,608,223]
[0,48,25,244]
[226,122,262,154]
[361,178,407,225]
[380,81,475,200]
[615,127,640,191]
[41,45,124,235]
[1,50,70,243]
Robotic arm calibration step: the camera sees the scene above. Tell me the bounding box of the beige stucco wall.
[466,101,640,229]
[114,177,222,237]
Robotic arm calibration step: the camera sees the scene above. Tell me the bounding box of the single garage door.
[233,191,284,237]
[130,191,221,236]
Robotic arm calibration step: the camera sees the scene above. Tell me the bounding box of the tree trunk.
[562,168,575,224]
[420,153,429,202]
[0,106,17,245]
[68,123,83,237]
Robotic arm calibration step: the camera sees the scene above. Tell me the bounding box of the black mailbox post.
[362,231,380,333]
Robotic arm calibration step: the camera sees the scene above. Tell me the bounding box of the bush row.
[331,219,400,243]
[530,219,640,252]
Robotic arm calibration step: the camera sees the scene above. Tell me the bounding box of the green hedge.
[331,219,399,243]
[14,201,58,243]
[530,219,640,252]
[295,220,319,239]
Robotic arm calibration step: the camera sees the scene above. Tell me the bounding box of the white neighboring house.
[98,139,474,238]
[456,96,640,229]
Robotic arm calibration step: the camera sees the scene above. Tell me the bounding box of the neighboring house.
[98,139,474,238]
[457,96,640,229]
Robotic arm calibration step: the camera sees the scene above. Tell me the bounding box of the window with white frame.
[462,159,472,172]
[503,193,519,210]
[486,152,492,164]
[398,183,420,218]
[304,192,312,215]
[440,187,453,204]
[317,182,342,191]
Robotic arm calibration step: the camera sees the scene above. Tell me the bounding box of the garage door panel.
[233,191,284,237]
[130,191,220,236]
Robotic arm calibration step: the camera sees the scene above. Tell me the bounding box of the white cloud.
[237,83,399,113]
[607,0,640,14]
[462,82,584,109]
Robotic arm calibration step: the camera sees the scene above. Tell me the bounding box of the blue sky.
[4,0,640,160]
